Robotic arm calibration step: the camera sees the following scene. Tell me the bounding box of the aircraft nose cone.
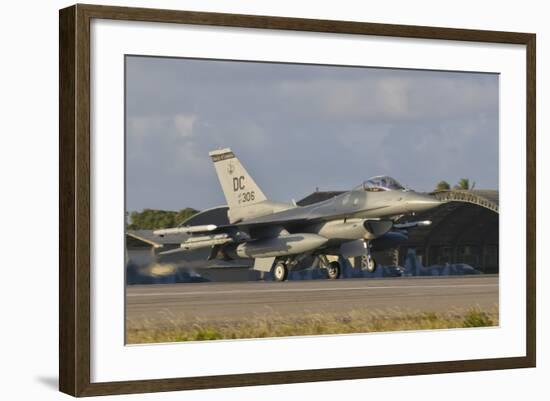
[406,193,442,212]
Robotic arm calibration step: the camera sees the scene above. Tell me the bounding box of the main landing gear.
[326,261,341,279]
[318,255,341,280]
[272,261,289,282]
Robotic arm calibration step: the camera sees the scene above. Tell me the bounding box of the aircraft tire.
[327,261,341,279]
[272,262,289,282]
[365,256,377,273]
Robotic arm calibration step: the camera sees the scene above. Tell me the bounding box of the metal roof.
[431,189,499,213]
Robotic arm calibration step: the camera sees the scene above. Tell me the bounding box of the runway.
[126,275,498,324]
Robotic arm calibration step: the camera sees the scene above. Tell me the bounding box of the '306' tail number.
[238,191,255,204]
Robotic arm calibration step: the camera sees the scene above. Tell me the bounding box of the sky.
[125,56,499,212]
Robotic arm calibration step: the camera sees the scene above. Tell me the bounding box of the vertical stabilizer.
[209,148,267,210]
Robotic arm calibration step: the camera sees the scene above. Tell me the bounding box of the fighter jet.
[153,148,441,281]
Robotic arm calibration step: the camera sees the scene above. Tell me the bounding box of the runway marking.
[127,283,498,298]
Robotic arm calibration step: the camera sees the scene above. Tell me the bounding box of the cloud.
[173,114,196,138]
[276,73,497,123]
[125,56,499,211]
[376,77,411,118]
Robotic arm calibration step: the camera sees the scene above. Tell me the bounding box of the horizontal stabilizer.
[158,247,188,256]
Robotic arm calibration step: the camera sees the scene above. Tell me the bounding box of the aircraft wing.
[154,216,430,239]
[154,217,309,238]
[235,217,309,230]
[155,204,396,238]
[231,208,391,229]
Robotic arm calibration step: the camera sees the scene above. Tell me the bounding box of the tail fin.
[209,148,267,209]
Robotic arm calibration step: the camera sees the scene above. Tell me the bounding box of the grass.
[462,308,495,327]
[126,307,498,344]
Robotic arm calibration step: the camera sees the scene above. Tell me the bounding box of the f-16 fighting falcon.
[153,148,442,281]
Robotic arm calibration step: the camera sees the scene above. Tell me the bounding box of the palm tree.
[455,178,470,190]
[435,180,451,191]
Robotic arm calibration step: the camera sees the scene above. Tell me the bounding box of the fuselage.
[235,189,440,226]
[226,188,440,256]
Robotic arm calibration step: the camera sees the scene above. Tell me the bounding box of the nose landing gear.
[362,253,378,273]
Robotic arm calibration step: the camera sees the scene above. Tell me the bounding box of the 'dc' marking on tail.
[233,176,245,191]
[209,148,267,210]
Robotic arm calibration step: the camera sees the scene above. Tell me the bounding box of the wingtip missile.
[153,224,218,236]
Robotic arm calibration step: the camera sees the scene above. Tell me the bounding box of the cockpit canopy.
[355,176,406,192]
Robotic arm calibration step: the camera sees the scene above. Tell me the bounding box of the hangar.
[126,188,499,282]
[399,189,499,274]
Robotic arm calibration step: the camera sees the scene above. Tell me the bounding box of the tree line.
[434,178,475,191]
[127,208,199,230]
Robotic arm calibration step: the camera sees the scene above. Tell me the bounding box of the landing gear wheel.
[327,261,341,279]
[365,255,377,273]
[273,262,289,282]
